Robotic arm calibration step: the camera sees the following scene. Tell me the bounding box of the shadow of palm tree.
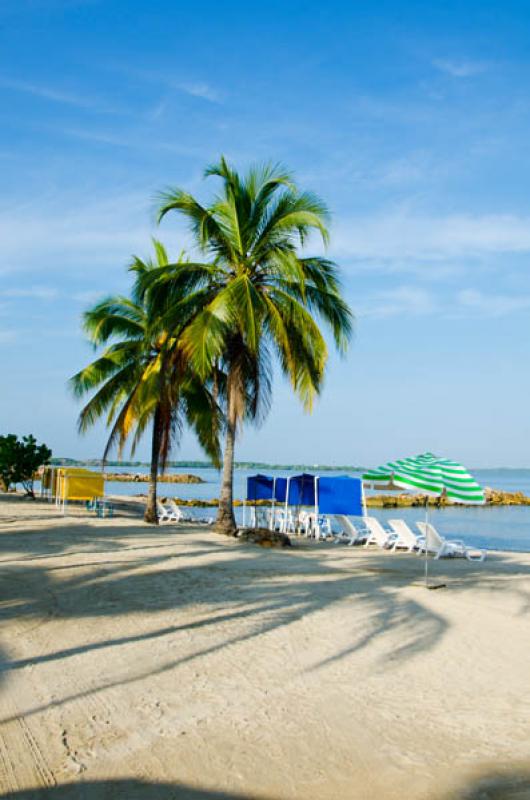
[0,513,529,726]
[446,768,530,799]
[0,779,262,799]
[1,769,529,799]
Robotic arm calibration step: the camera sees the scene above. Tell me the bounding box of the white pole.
[283,477,290,533]
[361,481,367,518]
[314,476,320,539]
[424,500,429,587]
[270,478,276,530]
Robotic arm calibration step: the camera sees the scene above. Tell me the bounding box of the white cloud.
[71,290,104,303]
[433,59,488,78]
[376,156,426,185]
[332,210,530,263]
[59,126,207,158]
[0,287,58,300]
[456,289,530,317]
[359,286,530,320]
[0,190,194,279]
[0,330,16,343]
[174,81,221,103]
[0,75,118,113]
[359,286,437,318]
[109,64,222,103]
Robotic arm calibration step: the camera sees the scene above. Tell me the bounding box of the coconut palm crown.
[70,241,221,523]
[148,158,353,534]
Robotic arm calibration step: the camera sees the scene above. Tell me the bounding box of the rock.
[484,488,530,506]
[105,473,205,484]
[237,527,292,548]
[366,488,530,507]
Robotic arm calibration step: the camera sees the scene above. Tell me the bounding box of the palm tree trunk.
[144,407,161,524]
[215,413,237,536]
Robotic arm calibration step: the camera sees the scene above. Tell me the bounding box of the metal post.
[270,478,276,530]
[283,477,290,533]
[314,476,320,539]
[424,497,430,587]
[361,481,367,518]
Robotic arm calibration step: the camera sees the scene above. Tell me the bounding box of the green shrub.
[0,434,52,497]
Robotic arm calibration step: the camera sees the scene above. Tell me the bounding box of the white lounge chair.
[388,519,425,553]
[169,499,196,522]
[364,516,398,549]
[333,515,366,546]
[157,500,180,523]
[297,510,312,536]
[316,515,333,540]
[302,512,332,540]
[416,521,486,561]
[280,509,296,534]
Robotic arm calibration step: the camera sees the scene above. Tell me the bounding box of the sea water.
[97,466,530,553]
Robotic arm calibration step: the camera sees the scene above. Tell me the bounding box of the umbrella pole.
[424,497,429,588]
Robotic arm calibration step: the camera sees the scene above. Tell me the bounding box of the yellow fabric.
[59,474,105,500]
[41,468,52,489]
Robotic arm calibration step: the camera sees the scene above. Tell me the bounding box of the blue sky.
[1,0,530,466]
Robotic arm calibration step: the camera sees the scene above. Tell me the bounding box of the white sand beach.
[0,495,529,800]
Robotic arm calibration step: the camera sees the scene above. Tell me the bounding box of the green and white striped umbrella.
[363,452,485,505]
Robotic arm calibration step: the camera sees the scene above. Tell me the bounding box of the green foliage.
[153,157,353,421]
[151,157,353,530]
[0,434,52,497]
[70,240,222,471]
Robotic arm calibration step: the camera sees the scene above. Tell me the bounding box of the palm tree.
[70,241,221,523]
[150,159,353,535]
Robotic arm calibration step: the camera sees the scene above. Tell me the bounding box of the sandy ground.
[0,494,529,800]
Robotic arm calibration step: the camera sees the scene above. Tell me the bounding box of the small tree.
[0,434,52,497]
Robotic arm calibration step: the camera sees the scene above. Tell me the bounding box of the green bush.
[0,434,52,497]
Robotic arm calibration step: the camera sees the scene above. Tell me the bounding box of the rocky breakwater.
[366,488,530,508]
[484,487,530,505]
[106,472,204,484]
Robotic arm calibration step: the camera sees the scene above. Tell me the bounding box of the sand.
[0,494,529,800]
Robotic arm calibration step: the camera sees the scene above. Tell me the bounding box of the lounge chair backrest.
[417,521,442,550]
[388,519,417,547]
[364,516,389,545]
[335,515,358,538]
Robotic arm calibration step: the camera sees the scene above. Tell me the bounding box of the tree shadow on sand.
[445,768,530,799]
[1,768,530,799]
[0,511,529,726]
[0,779,259,799]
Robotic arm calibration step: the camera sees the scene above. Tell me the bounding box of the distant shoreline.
[49,459,530,472]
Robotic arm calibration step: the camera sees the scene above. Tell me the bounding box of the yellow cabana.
[40,465,57,499]
[55,468,105,512]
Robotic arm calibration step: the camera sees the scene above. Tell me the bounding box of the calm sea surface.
[94,466,530,553]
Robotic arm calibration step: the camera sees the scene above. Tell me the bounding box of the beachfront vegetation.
[70,242,221,523]
[71,159,352,529]
[149,158,353,534]
[0,434,51,497]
